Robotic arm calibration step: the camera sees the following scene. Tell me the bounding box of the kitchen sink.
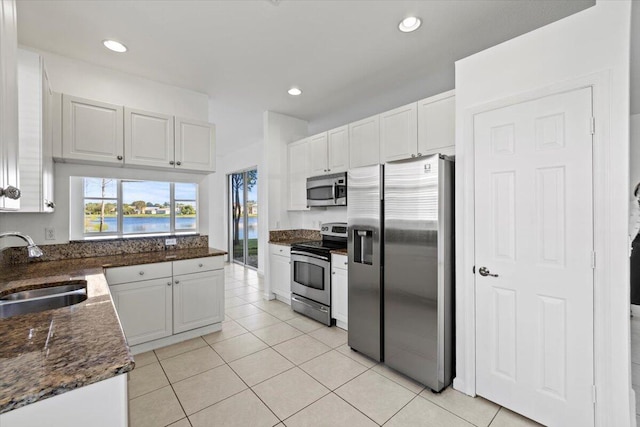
[0,281,88,319]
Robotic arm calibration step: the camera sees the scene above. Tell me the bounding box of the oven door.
[290,252,331,305]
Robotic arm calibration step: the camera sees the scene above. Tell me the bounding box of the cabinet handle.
[198,263,203,267]
[417,153,422,157]
[411,154,416,158]
[169,160,175,165]
[175,280,180,285]
[176,161,182,166]
[167,282,172,286]
[344,262,348,265]
[139,271,145,276]
[45,200,56,209]
[117,155,123,161]
[332,271,336,275]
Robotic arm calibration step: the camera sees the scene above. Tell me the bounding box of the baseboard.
[130,322,222,355]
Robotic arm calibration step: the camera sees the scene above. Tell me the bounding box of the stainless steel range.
[290,222,347,326]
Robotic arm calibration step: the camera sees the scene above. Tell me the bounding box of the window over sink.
[78,177,198,239]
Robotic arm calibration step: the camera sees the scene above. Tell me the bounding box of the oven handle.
[290,251,329,262]
[291,295,329,313]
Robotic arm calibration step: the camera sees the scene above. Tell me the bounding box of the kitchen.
[0,1,636,426]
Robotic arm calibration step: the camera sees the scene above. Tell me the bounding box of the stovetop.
[291,240,347,251]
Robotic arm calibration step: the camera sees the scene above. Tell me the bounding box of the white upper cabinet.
[380,102,418,163]
[288,138,310,210]
[62,95,124,165]
[174,117,216,172]
[0,0,19,211]
[308,132,329,176]
[17,49,55,212]
[124,107,174,169]
[417,90,455,156]
[327,125,349,173]
[349,114,380,169]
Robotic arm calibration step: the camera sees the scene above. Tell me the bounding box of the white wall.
[0,48,212,245]
[288,208,346,230]
[454,1,632,425]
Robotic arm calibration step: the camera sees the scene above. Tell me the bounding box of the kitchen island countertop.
[0,247,226,414]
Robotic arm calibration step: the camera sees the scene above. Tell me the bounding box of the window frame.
[81,178,199,239]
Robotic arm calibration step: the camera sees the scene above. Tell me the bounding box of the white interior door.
[474,87,594,427]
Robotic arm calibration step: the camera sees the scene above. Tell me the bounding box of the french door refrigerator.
[347,154,454,391]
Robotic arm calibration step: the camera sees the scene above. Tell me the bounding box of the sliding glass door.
[229,169,258,269]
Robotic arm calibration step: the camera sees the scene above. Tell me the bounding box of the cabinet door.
[41,65,54,211]
[327,125,349,173]
[270,252,291,300]
[16,49,54,213]
[349,115,380,168]
[308,132,328,176]
[288,139,310,210]
[62,95,124,164]
[174,117,215,172]
[331,266,348,329]
[124,108,174,169]
[110,278,172,346]
[417,92,455,155]
[0,0,19,210]
[173,270,224,334]
[380,103,418,163]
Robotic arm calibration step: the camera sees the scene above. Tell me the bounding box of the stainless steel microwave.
[306,172,347,207]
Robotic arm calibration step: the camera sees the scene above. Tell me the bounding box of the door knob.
[478,267,498,277]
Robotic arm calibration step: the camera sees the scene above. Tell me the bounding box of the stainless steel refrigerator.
[347,154,454,392]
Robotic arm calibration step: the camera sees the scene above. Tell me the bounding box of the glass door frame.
[228,167,258,270]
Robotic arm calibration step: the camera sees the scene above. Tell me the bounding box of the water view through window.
[83,178,197,236]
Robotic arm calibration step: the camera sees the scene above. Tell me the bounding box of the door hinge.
[590,117,595,135]
[591,251,596,269]
[592,385,597,403]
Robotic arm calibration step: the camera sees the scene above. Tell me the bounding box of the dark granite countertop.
[0,247,226,414]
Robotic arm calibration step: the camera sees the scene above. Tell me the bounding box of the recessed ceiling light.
[102,40,128,53]
[398,16,421,33]
[288,87,302,96]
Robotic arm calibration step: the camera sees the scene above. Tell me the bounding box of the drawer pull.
[139,271,145,276]
[198,263,203,267]
[332,271,336,275]
[175,280,180,285]
[167,282,172,286]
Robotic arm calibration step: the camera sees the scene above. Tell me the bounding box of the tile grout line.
[154,353,191,427]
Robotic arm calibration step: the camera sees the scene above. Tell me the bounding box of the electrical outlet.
[165,238,177,246]
[45,227,55,241]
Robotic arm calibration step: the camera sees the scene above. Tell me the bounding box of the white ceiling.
[16,0,597,156]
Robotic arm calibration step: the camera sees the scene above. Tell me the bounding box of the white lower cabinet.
[269,244,291,302]
[173,270,224,333]
[331,254,348,330]
[106,256,224,348]
[0,374,127,427]
[110,277,173,346]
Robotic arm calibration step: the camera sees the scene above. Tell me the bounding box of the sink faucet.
[0,232,44,258]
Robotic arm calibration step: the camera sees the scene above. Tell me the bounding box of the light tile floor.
[128,262,543,426]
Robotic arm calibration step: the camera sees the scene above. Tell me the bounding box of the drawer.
[331,254,348,270]
[106,262,172,285]
[173,256,224,276]
[270,244,291,257]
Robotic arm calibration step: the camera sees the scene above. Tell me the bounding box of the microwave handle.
[333,182,338,203]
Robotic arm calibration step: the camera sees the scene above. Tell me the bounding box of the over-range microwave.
[306,172,347,207]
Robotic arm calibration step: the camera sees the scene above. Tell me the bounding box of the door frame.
[455,70,626,425]
[227,166,258,270]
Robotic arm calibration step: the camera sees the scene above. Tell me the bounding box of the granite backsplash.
[269,229,320,243]
[1,235,209,266]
